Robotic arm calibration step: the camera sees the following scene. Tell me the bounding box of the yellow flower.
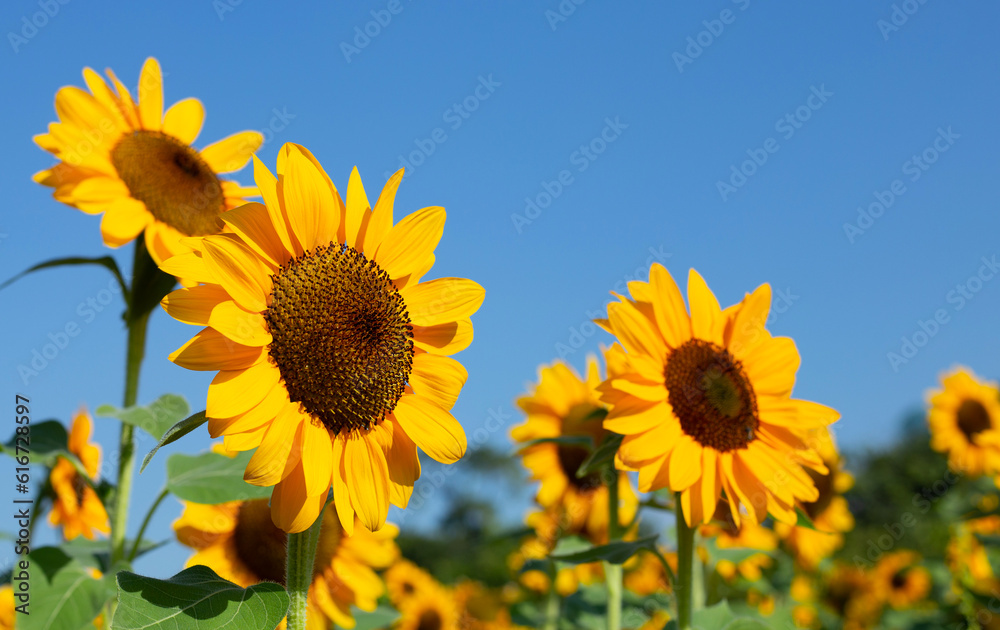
[512,352,637,544]
[395,582,460,630]
[0,585,12,630]
[453,580,524,630]
[947,515,1000,595]
[161,144,484,533]
[597,265,838,526]
[48,408,109,540]
[824,564,882,630]
[33,58,261,270]
[623,549,674,596]
[385,559,436,606]
[871,551,930,609]
[776,427,855,570]
[927,367,1000,477]
[174,498,398,629]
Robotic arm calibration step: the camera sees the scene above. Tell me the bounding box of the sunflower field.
[1,3,999,630]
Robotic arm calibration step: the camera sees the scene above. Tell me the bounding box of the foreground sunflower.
[775,427,855,570]
[34,57,261,269]
[161,143,483,533]
[927,367,1000,478]
[174,498,398,629]
[48,409,109,540]
[597,265,838,526]
[512,353,637,542]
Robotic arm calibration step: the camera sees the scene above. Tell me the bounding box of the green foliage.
[165,451,271,504]
[550,535,659,565]
[0,255,127,297]
[351,605,400,630]
[20,547,116,630]
[97,394,190,442]
[140,410,207,473]
[112,565,289,630]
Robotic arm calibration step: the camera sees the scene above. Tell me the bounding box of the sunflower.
[161,143,483,533]
[0,585,12,630]
[947,515,1000,595]
[512,351,637,543]
[395,582,460,630]
[385,559,436,606]
[453,580,523,630]
[823,564,882,630]
[775,427,855,570]
[174,497,398,629]
[33,57,262,272]
[48,408,109,540]
[623,548,674,596]
[596,265,838,527]
[699,501,777,582]
[927,367,1000,478]
[871,551,930,610]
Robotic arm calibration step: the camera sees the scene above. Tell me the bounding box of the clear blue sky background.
[1,1,998,578]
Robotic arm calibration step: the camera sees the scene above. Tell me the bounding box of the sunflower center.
[557,445,602,492]
[417,609,443,630]
[803,468,834,521]
[891,570,908,590]
[232,500,343,586]
[264,243,414,434]
[109,130,224,236]
[957,398,991,441]
[71,473,87,508]
[664,339,759,452]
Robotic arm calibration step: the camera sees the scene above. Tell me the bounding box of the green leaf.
[550,535,658,565]
[62,537,164,573]
[20,547,114,630]
[166,451,272,504]
[1,419,90,475]
[351,604,400,630]
[722,619,774,630]
[97,394,190,442]
[0,255,128,297]
[140,410,208,473]
[794,507,819,531]
[576,432,623,478]
[693,601,738,629]
[112,565,289,630]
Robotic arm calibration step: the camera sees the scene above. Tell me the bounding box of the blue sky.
[1,1,998,577]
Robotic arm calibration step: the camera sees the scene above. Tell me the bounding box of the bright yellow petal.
[253,154,298,257]
[345,166,370,250]
[331,435,355,536]
[160,284,230,326]
[412,319,474,355]
[649,263,692,348]
[208,384,287,438]
[344,432,389,531]
[409,354,467,411]
[401,278,485,327]
[392,396,466,464]
[726,283,772,355]
[668,435,702,490]
[162,98,205,145]
[200,131,264,174]
[742,337,800,398]
[137,58,164,131]
[362,170,402,256]
[169,328,264,371]
[375,206,445,279]
[208,301,272,347]
[271,461,327,534]
[100,198,152,247]
[220,202,286,268]
[300,421,334,497]
[687,269,724,345]
[206,360,282,419]
[277,144,339,250]
[201,235,270,312]
[244,405,303,486]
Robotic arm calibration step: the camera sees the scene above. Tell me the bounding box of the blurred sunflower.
[161,144,483,533]
[597,265,838,526]
[789,574,819,629]
[775,427,855,570]
[385,559,436,606]
[871,550,930,610]
[174,497,398,629]
[927,367,1000,477]
[33,58,261,269]
[512,352,637,543]
[48,408,109,540]
[823,563,882,630]
[395,582,460,630]
[700,500,778,582]
[508,510,604,596]
[453,580,524,630]
[0,584,12,630]
[947,515,1000,595]
[623,549,674,596]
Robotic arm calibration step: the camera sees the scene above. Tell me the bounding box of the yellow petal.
[161,284,230,325]
[253,154,298,257]
[208,384,286,438]
[104,68,139,128]
[380,420,420,508]
[199,131,264,174]
[409,354,467,411]
[331,435,355,536]
[606,300,666,376]
[222,421,269,451]
[344,432,389,531]
[159,252,216,284]
[244,405,303,486]
[201,235,270,312]
[412,319,474,355]
[162,98,205,145]
[54,86,119,139]
[169,328,264,371]
[402,278,485,327]
[207,360,282,419]
[81,67,127,129]
[668,435,702,490]
[271,462,327,533]
[208,300,272,347]
[687,269,724,345]
[100,198,151,248]
[603,399,669,435]
[278,144,339,250]
[726,283,772,355]
[375,206,445,279]
[221,202,286,268]
[300,421,334,497]
[743,337,800,397]
[649,263,692,348]
[363,170,403,256]
[345,166,370,250]
[137,58,163,131]
[392,396,466,464]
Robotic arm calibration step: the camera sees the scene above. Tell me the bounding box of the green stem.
[675,492,694,630]
[286,513,324,630]
[128,488,168,562]
[605,468,622,630]
[542,562,560,630]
